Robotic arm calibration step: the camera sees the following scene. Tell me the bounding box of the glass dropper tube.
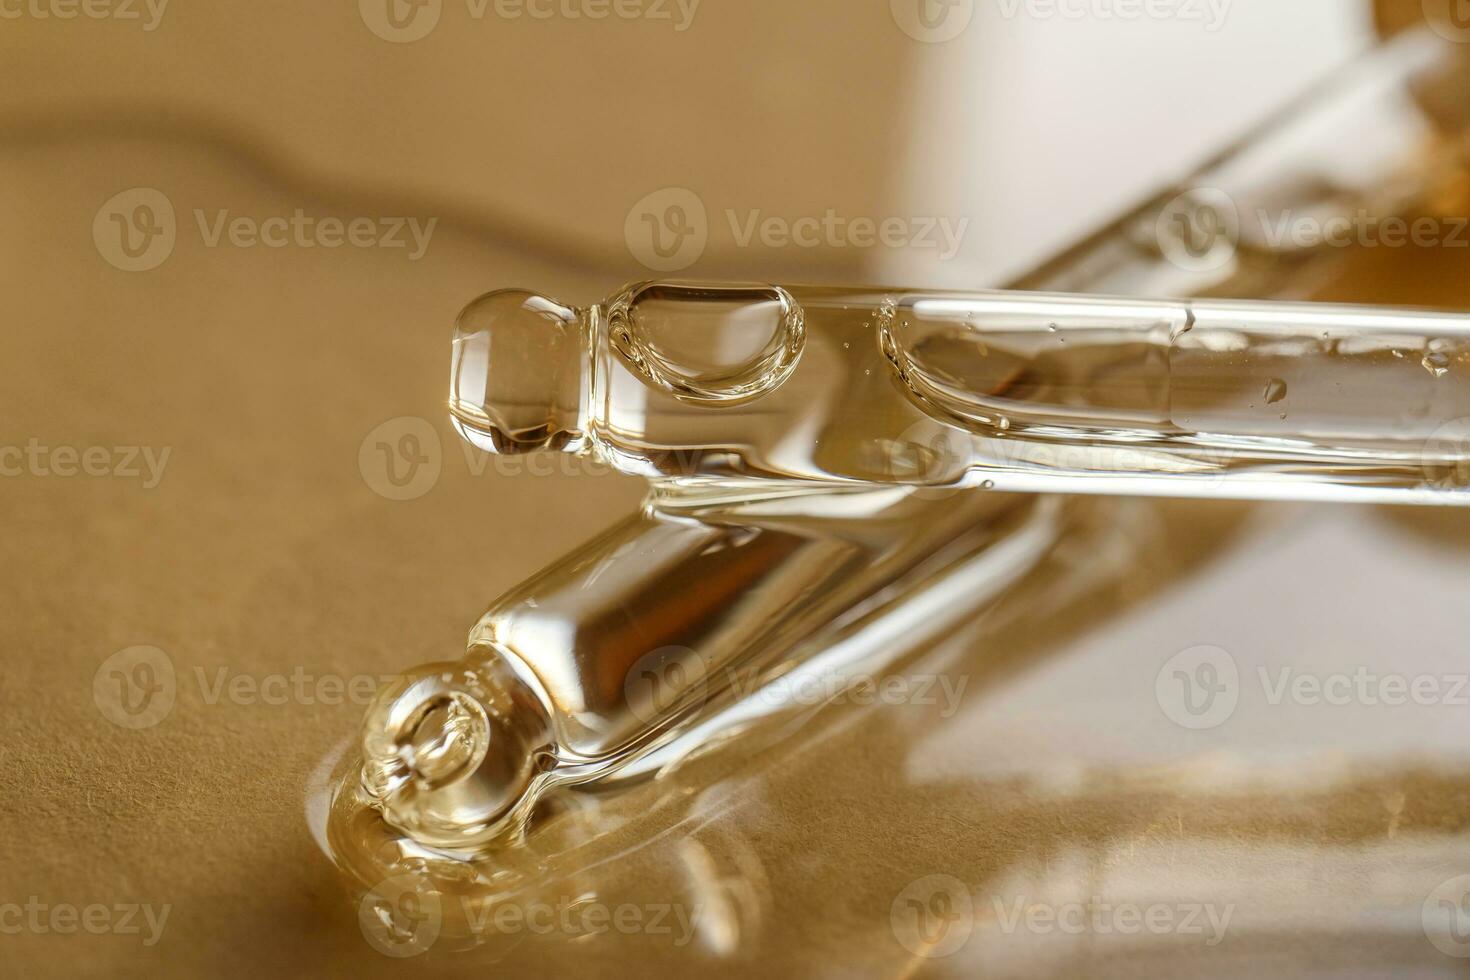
[450,282,1470,506]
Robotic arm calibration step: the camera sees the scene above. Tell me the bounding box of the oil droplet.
[981,480,996,490]
[1423,352,1451,378]
[606,282,806,402]
[1263,378,1288,405]
[1392,349,1405,359]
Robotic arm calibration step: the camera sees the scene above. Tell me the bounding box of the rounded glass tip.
[360,652,553,850]
[450,290,589,455]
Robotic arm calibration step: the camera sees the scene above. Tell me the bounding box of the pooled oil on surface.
[324,494,1154,953]
[320,493,1470,976]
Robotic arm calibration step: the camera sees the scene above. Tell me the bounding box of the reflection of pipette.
[451,283,1470,505]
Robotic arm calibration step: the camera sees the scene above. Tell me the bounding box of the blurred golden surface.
[7,2,1470,977]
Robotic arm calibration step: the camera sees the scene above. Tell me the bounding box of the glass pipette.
[451,282,1470,506]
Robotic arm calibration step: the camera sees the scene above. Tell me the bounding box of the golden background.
[5,1,1470,976]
